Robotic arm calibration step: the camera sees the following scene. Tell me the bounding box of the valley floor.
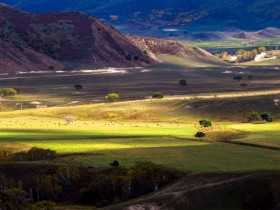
[0,63,280,209]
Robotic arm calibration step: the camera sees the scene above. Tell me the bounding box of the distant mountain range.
[184,28,280,42]
[0,4,222,72]
[1,0,280,34]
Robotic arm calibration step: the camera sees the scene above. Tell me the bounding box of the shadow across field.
[67,142,280,173]
[0,128,174,141]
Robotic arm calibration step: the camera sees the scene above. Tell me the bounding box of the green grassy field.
[156,54,225,67]
[184,38,280,49]
[0,96,279,173]
[244,59,280,66]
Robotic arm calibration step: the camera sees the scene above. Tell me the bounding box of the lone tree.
[179,80,187,87]
[0,88,17,97]
[258,46,267,53]
[74,84,83,91]
[261,112,273,122]
[105,93,120,102]
[195,132,206,138]
[152,92,164,99]
[199,119,212,127]
[65,116,75,124]
[247,111,262,122]
[233,76,242,82]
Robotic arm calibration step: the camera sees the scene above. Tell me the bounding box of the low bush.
[105,93,120,102]
[152,92,164,99]
[195,132,206,138]
[247,111,262,122]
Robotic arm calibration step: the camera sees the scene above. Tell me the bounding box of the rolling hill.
[232,28,280,40]
[0,4,224,72]
[0,3,154,72]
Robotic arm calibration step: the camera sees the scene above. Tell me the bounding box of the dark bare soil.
[110,172,280,210]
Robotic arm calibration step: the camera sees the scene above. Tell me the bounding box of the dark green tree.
[195,132,206,138]
[199,119,212,127]
[179,80,187,87]
[0,88,17,97]
[74,84,83,91]
[233,76,242,82]
[261,112,273,122]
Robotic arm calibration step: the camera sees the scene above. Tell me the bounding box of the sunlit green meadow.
[0,110,279,172]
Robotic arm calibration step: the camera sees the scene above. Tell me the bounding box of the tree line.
[216,47,267,63]
[0,147,180,209]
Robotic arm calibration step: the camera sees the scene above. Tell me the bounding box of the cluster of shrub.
[0,87,20,97]
[0,147,56,163]
[247,111,273,122]
[195,119,212,138]
[12,147,56,162]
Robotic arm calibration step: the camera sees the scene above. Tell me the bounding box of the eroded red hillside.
[0,4,154,72]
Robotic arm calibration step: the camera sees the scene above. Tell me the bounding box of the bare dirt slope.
[110,172,280,210]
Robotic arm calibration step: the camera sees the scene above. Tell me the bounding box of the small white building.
[255,52,267,62]
[229,55,238,62]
